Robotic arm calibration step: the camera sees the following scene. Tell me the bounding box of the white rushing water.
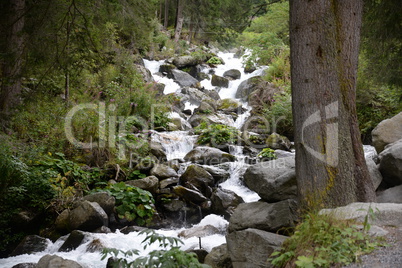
[1,51,265,268]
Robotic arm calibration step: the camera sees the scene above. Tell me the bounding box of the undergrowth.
[270,211,387,268]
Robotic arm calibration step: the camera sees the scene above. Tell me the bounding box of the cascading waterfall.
[0,51,267,268]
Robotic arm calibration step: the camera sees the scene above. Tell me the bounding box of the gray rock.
[173,186,208,203]
[379,139,402,186]
[226,228,286,268]
[236,77,263,101]
[168,69,200,88]
[372,112,402,153]
[184,146,236,165]
[181,165,215,194]
[181,87,214,105]
[69,201,108,231]
[150,164,178,179]
[266,132,291,151]
[134,65,154,83]
[366,157,383,190]
[194,101,215,114]
[55,209,70,232]
[160,177,180,189]
[83,192,115,215]
[173,55,198,68]
[162,199,186,212]
[228,200,298,233]
[212,75,229,88]
[158,64,176,76]
[189,113,235,128]
[58,230,85,252]
[243,157,297,202]
[211,188,244,220]
[244,65,257,74]
[11,235,48,256]
[248,84,281,112]
[319,202,402,227]
[150,141,167,160]
[223,69,241,80]
[218,99,243,114]
[274,149,295,159]
[126,176,159,194]
[200,165,231,182]
[377,185,402,203]
[178,225,221,238]
[86,239,105,253]
[204,244,232,268]
[37,254,83,268]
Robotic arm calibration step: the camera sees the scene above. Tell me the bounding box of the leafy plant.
[263,90,293,139]
[101,229,210,268]
[258,148,277,161]
[206,56,223,65]
[101,182,155,225]
[270,212,387,268]
[194,123,239,147]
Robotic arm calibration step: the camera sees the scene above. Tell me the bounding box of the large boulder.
[11,235,48,256]
[266,132,291,151]
[134,65,154,83]
[235,76,270,102]
[366,157,383,190]
[379,140,402,186]
[58,230,85,252]
[173,186,209,203]
[319,202,402,227]
[223,69,241,80]
[248,84,281,112]
[211,188,244,220]
[150,164,178,179]
[184,146,236,165]
[83,192,115,215]
[181,165,215,194]
[377,185,402,203]
[226,228,287,268]
[126,176,159,194]
[204,244,232,268]
[228,200,298,233]
[218,99,243,114]
[168,69,200,88]
[173,55,198,68]
[37,255,83,268]
[212,75,229,88]
[243,157,297,202]
[67,201,108,232]
[159,64,176,76]
[189,113,235,128]
[200,165,231,183]
[372,112,402,153]
[181,87,216,106]
[178,225,221,238]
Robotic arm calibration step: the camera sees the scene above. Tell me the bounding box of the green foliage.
[101,229,210,268]
[263,47,290,87]
[194,123,240,147]
[270,212,386,268]
[263,90,293,138]
[258,148,277,160]
[206,56,223,65]
[100,182,155,226]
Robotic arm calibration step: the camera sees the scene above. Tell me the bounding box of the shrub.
[100,182,155,226]
[194,123,240,147]
[270,212,386,267]
[263,90,293,139]
[257,148,277,161]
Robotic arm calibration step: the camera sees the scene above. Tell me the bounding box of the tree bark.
[0,0,26,115]
[164,0,169,30]
[290,0,376,209]
[174,0,184,42]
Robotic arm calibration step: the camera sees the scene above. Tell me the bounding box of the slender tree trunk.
[0,0,26,115]
[164,0,169,30]
[174,0,184,42]
[290,0,376,209]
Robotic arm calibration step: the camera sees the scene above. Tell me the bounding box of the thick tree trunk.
[0,0,26,115]
[174,0,184,42]
[290,0,376,209]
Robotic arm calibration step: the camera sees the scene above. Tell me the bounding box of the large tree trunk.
[0,0,26,115]
[174,0,184,42]
[290,0,376,209]
[164,0,169,30]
